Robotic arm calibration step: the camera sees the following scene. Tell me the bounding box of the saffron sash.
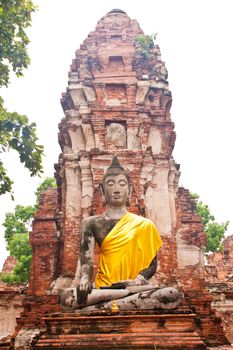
[95,212,162,288]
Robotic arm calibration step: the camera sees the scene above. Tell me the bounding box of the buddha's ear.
[126,184,133,207]
[99,183,106,206]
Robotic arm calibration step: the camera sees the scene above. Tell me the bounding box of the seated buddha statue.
[60,156,181,312]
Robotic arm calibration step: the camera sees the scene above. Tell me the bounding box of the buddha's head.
[101,156,131,208]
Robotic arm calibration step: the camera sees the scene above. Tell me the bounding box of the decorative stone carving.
[106,122,126,149]
[127,126,141,150]
[69,84,87,108]
[82,123,96,151]
[136,80,150,105]
[168,159,179,228]
[65,162,82,217]
[144,161,172,236]
[83,85,96,102]
[78,156,94,215]
[147,127,162,154]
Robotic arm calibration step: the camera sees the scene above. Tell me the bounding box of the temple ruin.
[0,9,232,350]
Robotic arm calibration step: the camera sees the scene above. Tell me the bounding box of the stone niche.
[105,121,126,149]
[108,55,125,70]
[105,84,127,106]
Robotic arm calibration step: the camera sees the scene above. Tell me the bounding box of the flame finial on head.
[108,155,124,171]
[102,156,129,183]
[108,9,126,14]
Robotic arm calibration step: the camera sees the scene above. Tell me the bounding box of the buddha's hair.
[102,156,131,185]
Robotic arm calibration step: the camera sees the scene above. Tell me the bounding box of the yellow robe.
[95,212,162,288]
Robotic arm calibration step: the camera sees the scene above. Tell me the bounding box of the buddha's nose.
[113,186,120,193]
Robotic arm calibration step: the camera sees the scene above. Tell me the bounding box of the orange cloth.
[95,212,162,288]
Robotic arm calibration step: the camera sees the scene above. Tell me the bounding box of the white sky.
[1,0,233,269]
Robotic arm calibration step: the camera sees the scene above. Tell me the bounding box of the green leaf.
[0,0,37,87]
[191,192,229,252]
[0,98,44,194]
[135,33,157,59]
[1,177,56,283]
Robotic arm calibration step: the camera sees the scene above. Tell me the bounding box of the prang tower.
[22,9,227,349]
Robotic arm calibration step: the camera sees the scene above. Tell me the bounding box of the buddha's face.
[103,173,129,207]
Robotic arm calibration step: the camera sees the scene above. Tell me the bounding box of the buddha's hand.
[76,276,92,306]
[126,274,148,286]
[78,275,92,293]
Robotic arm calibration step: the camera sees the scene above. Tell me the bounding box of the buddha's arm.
[123,256,158,287]
[138,256,157,280]
[77,218,95,302]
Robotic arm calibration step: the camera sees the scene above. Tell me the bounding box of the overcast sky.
[1,0,233,269]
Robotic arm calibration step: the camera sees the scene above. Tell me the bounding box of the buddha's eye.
[107,181,114,186]
[119,181,127,186]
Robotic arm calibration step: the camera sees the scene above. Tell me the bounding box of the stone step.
[34,332,205,349]
[207,347,233,350]
[43,312,198,334]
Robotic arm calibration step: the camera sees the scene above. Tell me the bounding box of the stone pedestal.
[33,310,206,350]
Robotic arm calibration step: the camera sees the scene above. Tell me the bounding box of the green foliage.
[6,233,32,282]
[1,233,32,283]
[35,176,57,205]
[0,0,36,87]
[135,33,157,58]
[0,1,43,196]
[3,204,35,248]
[1,177,57,283]
[0,1,45,282]
[191,193,229,252]
[0,97,44,196]
[191,193,214,230]
[205,222,228,253]
[8,232,32,259]
[0,271,22,283]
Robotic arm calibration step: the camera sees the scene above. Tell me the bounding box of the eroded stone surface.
[1,256,17,274]
[14,328,40,350]
[206,234,233,282]
[0,284,25,341]
[79,287,181,313]
[205,236,233,344]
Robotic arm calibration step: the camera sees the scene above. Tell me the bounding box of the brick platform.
[34,310,206,350]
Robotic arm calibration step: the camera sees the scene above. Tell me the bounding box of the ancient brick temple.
[205,235,233,344]
[10,9,230,350]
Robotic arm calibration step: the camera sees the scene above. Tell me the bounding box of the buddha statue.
[60,156,181,312]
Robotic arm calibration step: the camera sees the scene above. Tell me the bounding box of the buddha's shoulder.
[81,214,109,227]
[128,212,155,227]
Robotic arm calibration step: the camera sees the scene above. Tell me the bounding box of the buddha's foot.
[80,287,182,313]
[60,287,130,309]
